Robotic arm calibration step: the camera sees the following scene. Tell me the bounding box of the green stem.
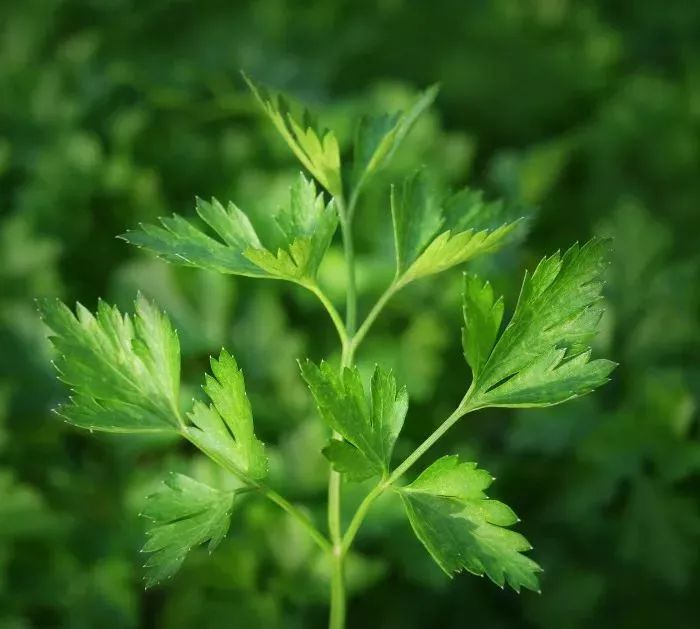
[328,463,343,548]
[180,430,331,553]
[326,192,361,629]
[349,280,399,354]
[329,549,346,629]
[306,282,349,348]
[338,211,357,336]
[340,480,385,554]
[386,402,468,484]
[340,395,472,553]
[259,485,332,553]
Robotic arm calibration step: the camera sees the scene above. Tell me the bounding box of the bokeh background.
[2,1,699,627]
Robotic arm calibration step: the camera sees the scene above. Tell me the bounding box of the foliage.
[1,1,699,628]
[37,65,614,629]
[399,456,541,591]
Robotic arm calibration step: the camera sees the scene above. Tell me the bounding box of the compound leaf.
[300,361,408,480]
[38,295,181,433]
[243,173,338,280]
[465,238,617,409]
[391,172,521,287]
[122,199,265,277]
[400,455,541,592]
[353,85,439,191]
[142,473,235,586]
[186,349,268,480]
[122,173,337,284]
[244,73,342,197]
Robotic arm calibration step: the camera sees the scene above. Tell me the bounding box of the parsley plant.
[39,78,615,629]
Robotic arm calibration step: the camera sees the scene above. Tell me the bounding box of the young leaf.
[243,73,343,197]
[300,361,408,480]
[464,238,617,409]
[391,171,521,287]
[121,173,337,284]
[243,173,338,280]
[462,274,504,380]
[142,473,235,586]
[399,455,541,592]
[38,295,181,433]
[353,85,439,191]
[186,349,268,480]
[391,171,444,277]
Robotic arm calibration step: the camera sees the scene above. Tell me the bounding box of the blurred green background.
[1,1,699,627]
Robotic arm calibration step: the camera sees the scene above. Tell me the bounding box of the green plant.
[38,78,615,629]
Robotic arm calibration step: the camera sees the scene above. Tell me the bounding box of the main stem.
[338,212,357,336]
[328,197,357,629]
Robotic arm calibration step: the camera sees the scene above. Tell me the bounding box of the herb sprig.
[39,76,614,629]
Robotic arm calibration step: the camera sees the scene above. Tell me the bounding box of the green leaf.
[300,361,408,480]
[391,171,521,286]
[141,473,235,586]
[243,173,338,280]
[38,295,181,433]
[321,439,376,482]
[243,73,343,197]
[353,85,439,191]
[186,349,268,480]
[121,173,337,283]
[399,455,541,592]
[443,186,528,237]
[465,238,617,408]
[462,274,504,380]
[391,171,444,276]
[121,198,267,277]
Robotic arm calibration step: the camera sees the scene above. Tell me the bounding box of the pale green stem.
[386,402,469,484]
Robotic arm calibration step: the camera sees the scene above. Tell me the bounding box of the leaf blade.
[391,171,522,286]
[300,361,408,479]
[465,238,616,409]
[38,297,182,433]
[186,349,268,480]
[122,174,337,284]
[400,456,541,592]
[141,473,235,586]
[353,84,439,189]
[244,74,343,197]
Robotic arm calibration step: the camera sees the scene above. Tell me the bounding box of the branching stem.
[180,429,332,554]
[326,194,360,629]
[340,391,474,554]
[259,485,332,553]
